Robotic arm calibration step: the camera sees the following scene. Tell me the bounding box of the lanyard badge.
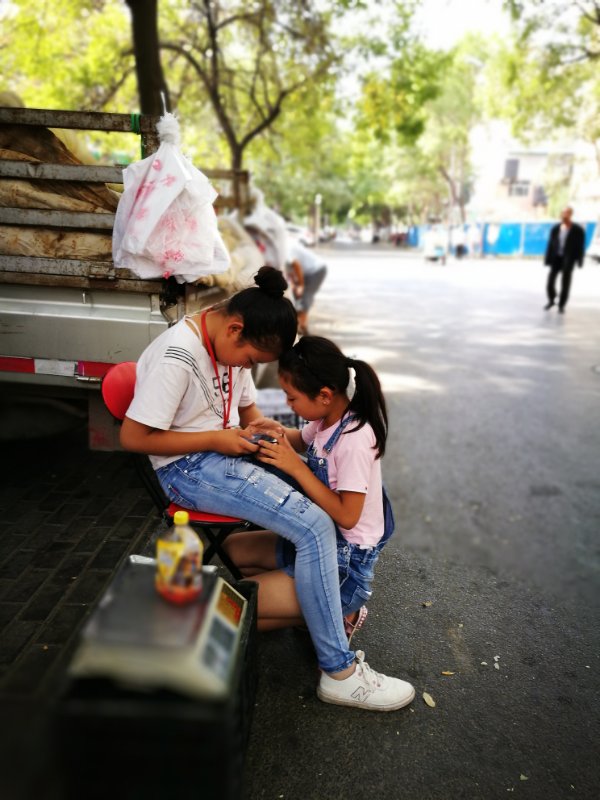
[200,311,233,429]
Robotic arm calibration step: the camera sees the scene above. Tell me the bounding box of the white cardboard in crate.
[256,388,302,427]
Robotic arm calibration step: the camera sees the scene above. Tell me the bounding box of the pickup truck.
[0,107,250,449]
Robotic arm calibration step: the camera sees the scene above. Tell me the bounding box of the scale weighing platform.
[57,556,258,800]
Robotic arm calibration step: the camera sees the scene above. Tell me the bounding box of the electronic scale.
[68,555,248,698]
[58,556,258,800]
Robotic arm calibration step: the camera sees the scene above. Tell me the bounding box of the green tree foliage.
[495,1,600,141]
[416,40,484,223]
[331,1,452,225]
[0,0,135,111]
[356,42,446,145]
[0,0,459,223]
[254,0,457,225]
[505,0,600,62]
[247,84,355,224]
[483,0,600,215]
[154,0,343,170]
[348,31,485,226]
[351,1,447,146]
[0,0,356,176]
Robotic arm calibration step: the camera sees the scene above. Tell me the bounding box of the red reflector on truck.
[0,356,114,378]
[77,361,114,378]
[0,356,35,374]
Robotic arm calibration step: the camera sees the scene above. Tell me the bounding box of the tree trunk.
[231,146,243,172]
[439,165,460,226]
[126,0,171,116]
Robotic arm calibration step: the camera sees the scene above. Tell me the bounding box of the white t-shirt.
[558,224,569,255]
[301,417,384,547]
[126,317,257,469]
[288,241,325,275]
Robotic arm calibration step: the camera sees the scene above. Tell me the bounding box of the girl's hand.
[254,433,305,479]
[243,419,305,456]
[216,428,265,456]
[245,416,285,438]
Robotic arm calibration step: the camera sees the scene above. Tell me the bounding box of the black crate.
[55,579,258,800]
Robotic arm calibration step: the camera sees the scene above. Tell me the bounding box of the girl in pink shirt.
[225,335,395,641]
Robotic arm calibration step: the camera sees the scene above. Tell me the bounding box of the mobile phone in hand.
[250,433,278,444]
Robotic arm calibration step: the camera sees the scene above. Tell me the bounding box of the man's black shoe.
[544,302,555,310]
[558,306,565,313]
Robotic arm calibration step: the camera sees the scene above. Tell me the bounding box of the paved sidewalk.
[0,428,160,800]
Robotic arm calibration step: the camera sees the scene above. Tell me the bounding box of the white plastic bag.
[112,113,230,283]
[243,186,288,269]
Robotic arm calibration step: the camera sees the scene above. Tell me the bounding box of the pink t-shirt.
[301,417,384,547]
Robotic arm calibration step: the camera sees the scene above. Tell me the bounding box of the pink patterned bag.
[112,113,230,283]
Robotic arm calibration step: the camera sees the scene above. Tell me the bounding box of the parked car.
[318,226,337,243]
[286,223,315,247]
[423,226,447,263]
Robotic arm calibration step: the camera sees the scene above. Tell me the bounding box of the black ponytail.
[226,266,297,354]
[279,335,388,458]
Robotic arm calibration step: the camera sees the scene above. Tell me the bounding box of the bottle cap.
[173,510,190,525]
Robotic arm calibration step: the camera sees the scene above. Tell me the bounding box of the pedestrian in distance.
[225,334,415,711]
[467,223,482,258]
[451,225,467,259]
[543,206,585,313]
[285,239,327,335]
[120,266,414,712]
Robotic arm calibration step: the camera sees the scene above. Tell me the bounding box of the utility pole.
[314,193,322,245]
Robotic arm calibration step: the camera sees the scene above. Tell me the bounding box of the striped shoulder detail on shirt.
[164,346,200,380]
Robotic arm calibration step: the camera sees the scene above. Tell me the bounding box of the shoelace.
[355,650,383,689]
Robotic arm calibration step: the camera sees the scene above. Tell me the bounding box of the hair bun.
[254,265,288,298]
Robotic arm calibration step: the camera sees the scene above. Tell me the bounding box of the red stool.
[101,361,251,580]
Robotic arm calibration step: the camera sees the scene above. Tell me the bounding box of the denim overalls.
[277,414,395,617]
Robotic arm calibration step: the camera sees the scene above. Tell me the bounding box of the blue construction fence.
[407,221,597,256]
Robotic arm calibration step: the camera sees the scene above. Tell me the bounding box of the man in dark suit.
[544,206,585,313]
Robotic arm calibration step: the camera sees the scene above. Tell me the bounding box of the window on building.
[504,158,519,182]
[508,181,530,197]
[532,185,548,206]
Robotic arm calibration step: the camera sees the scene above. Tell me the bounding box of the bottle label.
[156,537,202,604]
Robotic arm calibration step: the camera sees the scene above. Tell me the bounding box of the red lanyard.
[200,311,233,429]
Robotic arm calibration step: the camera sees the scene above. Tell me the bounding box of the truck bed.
[0,107,248,448]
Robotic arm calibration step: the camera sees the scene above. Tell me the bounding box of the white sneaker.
[317,650,415,711]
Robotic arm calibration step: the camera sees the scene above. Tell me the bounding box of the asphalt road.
[244,244,600,800]
[305,244,600,608]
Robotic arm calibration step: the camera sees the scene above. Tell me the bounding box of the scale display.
[68,556,247,699]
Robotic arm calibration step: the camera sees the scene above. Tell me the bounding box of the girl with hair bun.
[122,266,297,459]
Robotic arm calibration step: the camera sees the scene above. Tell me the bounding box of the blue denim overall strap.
[305,412,357,486]
[379,484,396,550]
[306,414,395,548]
